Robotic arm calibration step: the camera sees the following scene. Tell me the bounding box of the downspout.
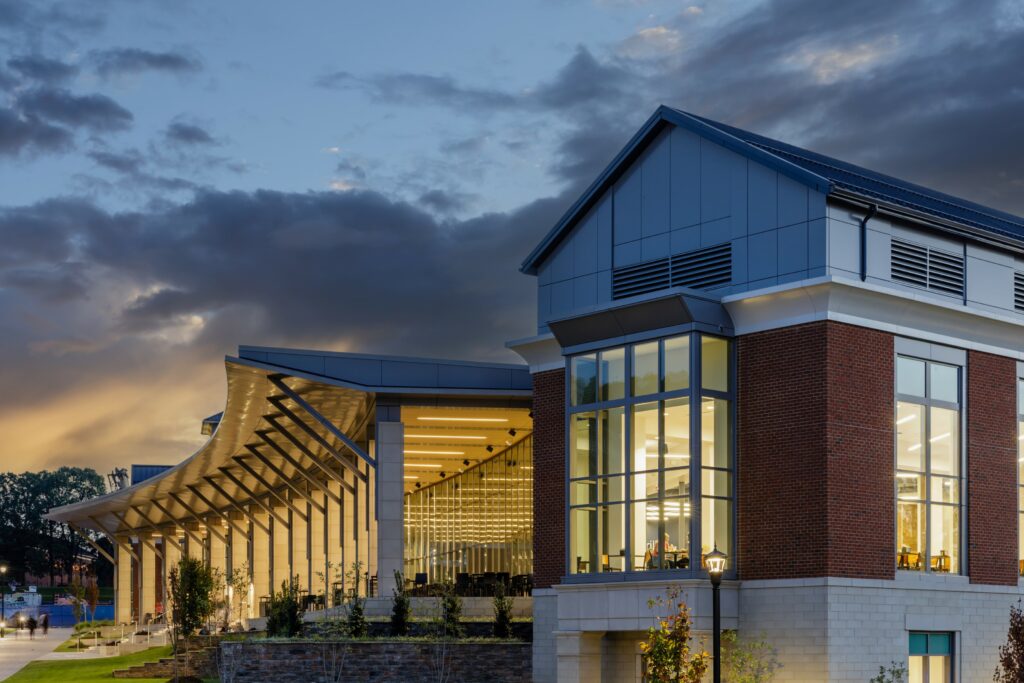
[859,204,878,282]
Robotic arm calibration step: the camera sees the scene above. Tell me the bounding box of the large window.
[568,334,733,577]
[895,356,962,574]
[1018,378,1024,576]
[908,632,952,682]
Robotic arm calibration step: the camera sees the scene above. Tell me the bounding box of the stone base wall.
[220,640,531,683]
[303,618,532,641]
[532,590,557,683]
[113,643,217,679]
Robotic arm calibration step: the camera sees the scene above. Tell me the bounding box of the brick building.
[510,107,1024,682]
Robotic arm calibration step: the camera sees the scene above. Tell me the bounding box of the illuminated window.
[908,632,952,682]
[568,333,733,577]
[896,356,962,574]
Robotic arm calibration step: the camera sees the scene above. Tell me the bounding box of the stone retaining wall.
[221,639,531,683]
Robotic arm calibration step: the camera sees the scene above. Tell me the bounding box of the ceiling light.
[405,450,464,455]
[417,417,509,423]
[405,434,486,440]
[896,414,918,425]
[929,432,950,442]
[404,475,418,480]
[406,463,443,469]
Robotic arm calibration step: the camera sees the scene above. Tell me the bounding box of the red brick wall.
[737,321,894,580]
[532,368,566,589]
[967,350,1018,586]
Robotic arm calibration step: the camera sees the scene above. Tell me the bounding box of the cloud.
[7,55,78,83]
[318,70,517,111]
[17,87,133,132]
[0,107,73,156]
[616,26,683,59]
[91,48,201,78]
[164,121,217,146]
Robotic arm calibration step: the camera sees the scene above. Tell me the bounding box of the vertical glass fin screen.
[404,436,532,584]
[568,334,733,576]
[896,356,962,574]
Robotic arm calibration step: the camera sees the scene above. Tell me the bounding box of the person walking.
[40,613,49,636]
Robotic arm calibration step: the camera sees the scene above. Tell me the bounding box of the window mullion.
[691,332,701,576]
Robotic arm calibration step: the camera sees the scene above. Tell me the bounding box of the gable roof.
[521,105,1024,274]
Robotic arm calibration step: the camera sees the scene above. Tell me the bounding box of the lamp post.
[0,564,6,639]
[704,546,727,683]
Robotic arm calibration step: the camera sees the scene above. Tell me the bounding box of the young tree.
[390,570,411,637]
[493,581,513,639]
[995,599,1024,682]
[168,556,216,679]
[343,561,367,638]
[69,580,85,624]
[227,564,251,628]
[265,576,303,638]
[639,587,710,683]
[869,662,907,683]
[721,630,781,682]
[437,582,463,639]
[85,582,100,623]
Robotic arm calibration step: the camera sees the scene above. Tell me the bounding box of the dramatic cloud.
[91,48,201,78]
[164,121,217,146]
[17,88,132,132]
[0,107,72,156]
[7,55,78,83]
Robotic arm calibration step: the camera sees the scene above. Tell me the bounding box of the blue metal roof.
[130,464,174,486]
[521,105,1024,274]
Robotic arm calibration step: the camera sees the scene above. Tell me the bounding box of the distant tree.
[69,580,85,624]
[493,582,513,639]
[390,570,410,637]
[639,587,709,683]
[995,599,1024,682]
[85,582,100,622]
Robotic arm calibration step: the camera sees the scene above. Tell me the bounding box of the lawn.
[0,645,215,683]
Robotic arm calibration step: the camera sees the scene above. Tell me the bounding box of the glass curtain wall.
[895,356,962,574]
[404,436,533,585]
[568,333,734,577]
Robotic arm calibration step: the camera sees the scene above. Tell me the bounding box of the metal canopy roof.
[521,105,1024,274]
[45,349,532,536]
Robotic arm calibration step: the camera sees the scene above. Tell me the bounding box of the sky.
[1,0,1023,475]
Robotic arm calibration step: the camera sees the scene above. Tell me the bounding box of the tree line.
[0,467,111,588]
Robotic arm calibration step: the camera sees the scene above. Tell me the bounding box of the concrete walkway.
[0,627,68,680]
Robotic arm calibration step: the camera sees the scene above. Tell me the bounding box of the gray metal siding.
[534,122,830,329]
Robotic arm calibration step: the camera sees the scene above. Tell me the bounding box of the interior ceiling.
[400,405,533,492]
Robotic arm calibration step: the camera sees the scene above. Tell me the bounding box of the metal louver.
[1015,271,1024,312]
[891,238,964,298]
[612,242,731,299]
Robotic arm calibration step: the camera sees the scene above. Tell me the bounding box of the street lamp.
[705,546,728,683]
[0,564,6,639]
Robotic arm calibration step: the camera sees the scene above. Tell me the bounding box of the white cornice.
[723,275,1024,360]
[505,333,564,373]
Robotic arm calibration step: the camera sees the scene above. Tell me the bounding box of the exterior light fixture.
[705,546,727,683]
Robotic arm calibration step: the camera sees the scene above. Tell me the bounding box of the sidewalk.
[0,627,67,680]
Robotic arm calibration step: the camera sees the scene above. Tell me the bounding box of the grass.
[0,645,201,683]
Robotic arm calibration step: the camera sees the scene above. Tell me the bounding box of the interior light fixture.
[417,417,509,423]
[929,432,951,442]
[406,463,443,469]
[405,434,486,440]
[486,445,494,453]
[404,449,464,455]
[908,443,922,452]
[508,428,517,437]
[404,475,419,480]
[896,414,917,425]
[463,459,470,466]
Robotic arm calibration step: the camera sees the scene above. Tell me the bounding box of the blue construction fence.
[36,604,115,628]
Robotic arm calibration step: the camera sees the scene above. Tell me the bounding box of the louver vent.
[1015,271,1024,312]
[612,242,731,299]
[891,238,964,297]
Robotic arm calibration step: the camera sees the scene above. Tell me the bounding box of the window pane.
[664,467,690,497]
[896,473,925,500]
[632,402,660,474]
[598,475,626,503]
[663,498,690,570]
[908,656,923,683]
[927,633,951,655]
[633,470,659,501]
[929,407,959,476]
[598,504,627,572]
[1019,513,1024,574]
[897,357,926,396]
[663,398,690,467]
[931,476,958,504]
[632,342,659,396]
[908,633,928,656]
[930,505,958,573]
[570,480,595,505]
[701,336,729,392]
[897,501,925,570]
[700,497,731,567]
[930,363,959,404]
[572,354,597,405]
[896,403,925,471]
[702,469,731,497]
[570,413,596,478]
[1019,418,1023,482]
[570,507,596,574]
[600,407,626,476]
[702,398,732,469]
[664,336,690,392]
[928,655,950,682]
[600,348,626,401]
[634,501,662,570]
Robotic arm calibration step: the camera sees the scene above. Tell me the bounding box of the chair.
[576,556,590,573]
[642,549,654,571]
[455,573,471,596]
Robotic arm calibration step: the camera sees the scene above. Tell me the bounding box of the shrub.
[721,630,781,682]
[266,576,303,638]
[345,595,368,638]
[995,599,1024,682]
[390,570,411,637]
[438,582,463,639]
[869,662,907,683]
[493,582,513,639]
[639,586,709,683]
